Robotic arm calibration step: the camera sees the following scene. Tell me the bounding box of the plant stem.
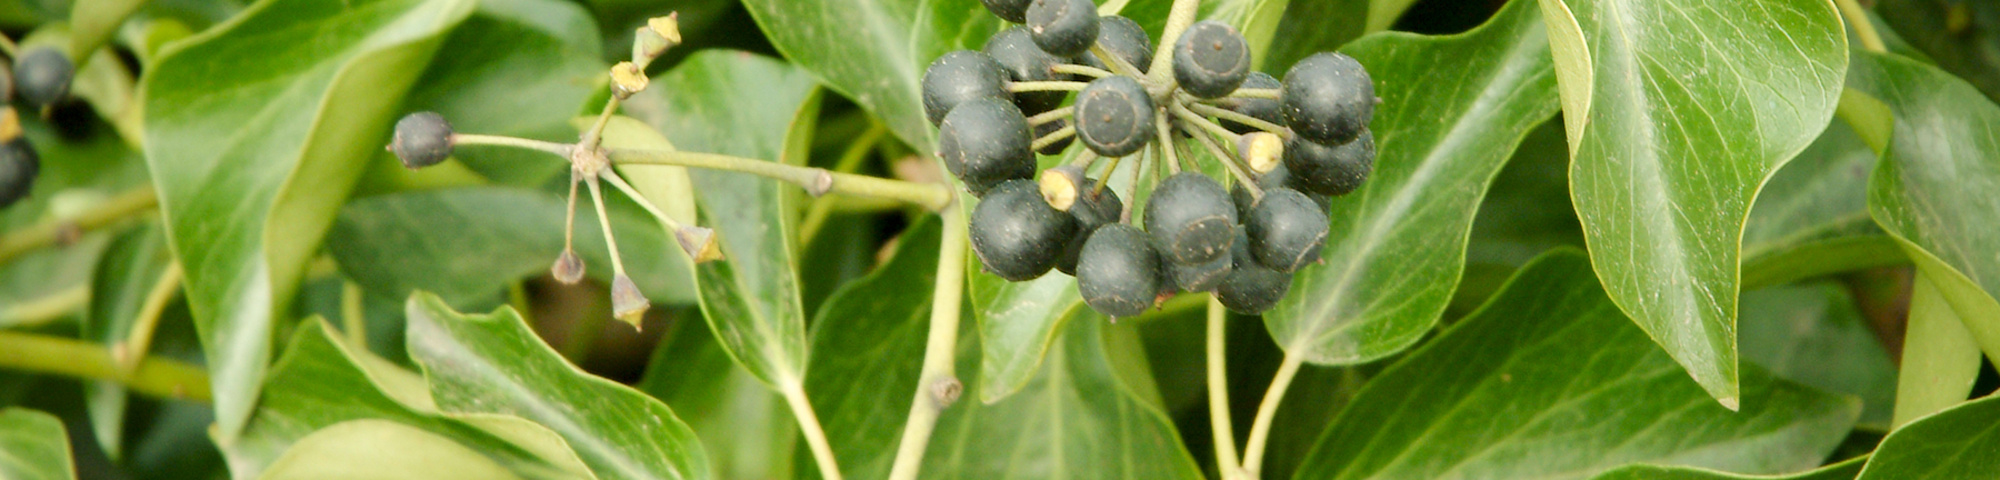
[1027,106,1075,127]
[1032,124,1077,152]
[1147,0,1203,91]
[1229,88,1281,100]
[1240,353,1303,477]
[1186,122,1263,200]
[1052,64,1113,78]
[340,279,366,348]
[1836,0,1887,54]
[1091,44,1147,78]
[0,185,159,265]
[1206,297,1244,479]
[0,330,210,401]
[1009,80,1088,93]
[1890,273,1980,428]
[0,286,86,327]
[886,207,968,480]
[782,382,845,480]
[609,149,953,212]
[453,133,572,156]
[1185,101,1286,135]
[117,263,182,375]
[798,125,889,246]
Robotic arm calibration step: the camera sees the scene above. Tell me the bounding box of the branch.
[607,149,953,212]
[0,330,210,401]
[1240,353,1304,477]
[886,206,968,480]
[0,185,159,265]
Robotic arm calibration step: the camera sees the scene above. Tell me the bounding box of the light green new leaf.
[1591,457,1865,480]
[259,420,525,480]
[81,223,174,459]
[0,408,75,480]
[1294,250,1860,480]
[140,0,475,440]
[1845,50,2000,362]
[1267,0,1560,365]
[740,0,1000,152]
[622,50,817,389]
[1539,0,1848,406]
[1855,395,2000,479]
[405,294,709,480]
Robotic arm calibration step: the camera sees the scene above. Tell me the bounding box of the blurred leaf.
[140,0,475,440]
[68,0,146,60]
[1590,457,1865,480]
[1846,49,2000,363]
[0,117,150,322]
[1874,0,2000,103]
[327,187,696,308]
[1740,120,1903,289]
[259,419,526,480]
[1267,0,1559,365]
[622,50,817,388]
[1739,283,1898,429]
[81,222,174,459]
[739,0,999,152]
[1855,395,2000,479]
[406,293,709,480]
[0,408,75,480]
[1294,250,1860,480]
[230,320,591,479]
[1539,0,1848,405]
[1888,275,1979,427]
[636,314,794,480]
[1261,0,1369,71]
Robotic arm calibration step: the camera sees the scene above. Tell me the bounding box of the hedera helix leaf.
[1844,49,2000,362]
[1536,0,1848,407]
[1589,457,1865,480]
[1854,395,2000,479]
[140,0,475,440]
[1266,0,1560,365]
[0,408,76,480]
[257,420,528,480]
[1293,250,1860,480]
[81,223,173,460]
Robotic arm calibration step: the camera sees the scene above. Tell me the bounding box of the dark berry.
[1034,118,1074,155]
[1089,16,1152,73]
[1215,228,1292,314]
[1143,172,1237,265]
[1169,252,1231,292]
[972,180,1078,281]
[938,98,1037,195]
[13,48,71,109]
[1042,167,1124,274]
[982,0,1033,23]
[1172,21,1250,99]
[1076,224,1163,317]
[1026,0,1099,57]
[0,116,37,209]
[1074,75,1155,157]
[984,27,1067,114]
[1245,188,1329,272]
[390,112,453,169]
[1231,162,1326,219]
[1282,129,1374,196]
[922,50,1011,126]
[1282,52,1374,145]
[1219,72,1281,133]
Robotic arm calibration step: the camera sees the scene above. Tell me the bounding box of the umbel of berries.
[935,2,1381,318]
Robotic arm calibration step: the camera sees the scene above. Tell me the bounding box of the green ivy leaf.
[971,268,1082,403]
[258,420,528,480]
[1293,250,1860,480]
[1260,0,1368,72]
[1739,283,1898,429]
[1739,120,1904,290]
[1590,457,1865,480]
[1267,0,1560,365]
[636,315,794,480]
[0,408,75,480]
[1845,49,2000,363]
[1855,395,2000,479]
[140,0,476,440]
[406,294,709,480]
[81,222,174,460]
[1537,0,1848,406]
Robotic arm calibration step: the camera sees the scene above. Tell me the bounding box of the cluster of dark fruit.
[0,46,78,210]
[930,0,1377,317]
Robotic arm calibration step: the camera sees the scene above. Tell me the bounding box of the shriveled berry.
[1215,228,1292,314]
[922,50,1012,125]
[1076,224,1163,317]
[1074,75,1155,157]
[1089,16,1152,73]
[1169,252,1231,292]
[1144,172,1237,265]
[1034,118,1074,155]
[1282,129,1374,196]
[0,139,37,209]
[13,48,71,109]
[1026,0,1099,57]
[1219,72,1281,133]
[1282,52,1375,145]
[984,27,1067,114]
[1173,21,1250,99]
[391,112,453,169]
[972,180,1078,280]
[938,98,1036,195]
[1246,188,1329,272]
[1230,162,1326,219]
[982,0,1033,23]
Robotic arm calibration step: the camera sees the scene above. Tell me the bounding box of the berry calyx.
[391,111,454,169]
[1144,172,1237,265]
[1245,188,1330,273]
[1282,52,1375,145]
[922,50,1012,126]
[13,48,71,110]
[972,179,1079,281]
[938,98,1036,196]
[1282,129,1374,196]
[1025,0,1100,57]
[1074,75,1155,157]
[1076,224,1163,317]
[1173,21,1251,99]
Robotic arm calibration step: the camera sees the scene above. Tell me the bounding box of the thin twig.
[0,186,159,265]
[1185,101,1287,135]
[782,382,846,480]
[1207,296,1244,479]
[885,207,968,480]
[1240,353,1304,477]
[0,330,210,401]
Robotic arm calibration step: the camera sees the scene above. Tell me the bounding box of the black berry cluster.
[0,46,73,210]
[929,3,1380,317]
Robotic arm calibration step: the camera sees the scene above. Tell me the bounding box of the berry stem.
[1206,296,1246,479]
[1008,80,1089,93]
[0,185,159,266]
[1836,0,1886,54]
[596,169,687,231]
[608,149,953,211]
[0,286,85,328]
[798,124,889,246]
[1094,154,1126,197]
[116,263,183,376]
[1051,63,1114,78]
[1090,44,1148,79]
[1031,124,1077,151]
[1170,101,1241,143]
[583,177,631,279]
[885,206,968,480]
[453,133,573,156]
[1146,0,1203,91]
[1229,88,1282,100]
[578,96,624,151]
[781,381,847,480]
[0,329,210,401]
[1187,123,1264,201]
[1027,105,1075,127]
[1154,113,1181,175]
[1184,101,1288,135]
[1240,353,1304,478]
[562,171,583,255]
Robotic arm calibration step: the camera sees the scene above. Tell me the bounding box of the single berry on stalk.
[1076,224,1163,317]
[1282,129,1374,196]
[981,0,1033,23]
[1282,52,1375,145]
[1025,0,1100,57]
[13,48,71,110]
[1219,72,1281,133]
[1215,228,1292,314]
[971,180,1079,281]
[1144,172,1237,265]
[922,50,1012,125]
[1245,188,1330,272]
[1089,16,1152,73]
[1074,75,1155,157]
[938,98,1036,196]
[390,112,454,169]
[984,27,1067,114]
[1173,21,1251,99]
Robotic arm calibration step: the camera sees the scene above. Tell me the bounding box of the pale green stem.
[886,207,968,480]
[1207,297,1245,479]
[1185,101,1287,135]
[0,330,209,401]
[782,382,845,480]
[1146,0,1203,90]
[1185,120,1263,200]
[1051,63,1113,78]
[1009,80,1088,93]
[1028,106,1075,127]
[609,149,952,211]
[1229,88,1281,100]
[1891,274,1980,427]
[453,133,572,156]
[1032,124,1077,152]
[799,124,890,245]
[0,185,159,265]
[116,263,182,375]
[0,286,86,327]
[340,279,366,348]
[1240,353,1303,477]
[1836,0,1887,54]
